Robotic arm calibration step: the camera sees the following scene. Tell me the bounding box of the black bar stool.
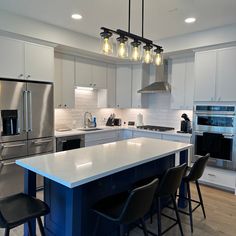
[154,163,187,236]
[0,193,50,236]
[92,178,158,236]
[178,153,209,232]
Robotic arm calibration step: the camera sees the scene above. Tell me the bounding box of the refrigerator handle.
[28,91,33,132]
[23,91,28,132]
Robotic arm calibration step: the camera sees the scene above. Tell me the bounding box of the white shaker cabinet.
[116,65,132,108]
[171,57,194,110]
[0,37,24,79]
[92,62,107,89]
[24,43,54,82]
[54,53,75,109]
[194,50,217,101]
[216,47,236,101]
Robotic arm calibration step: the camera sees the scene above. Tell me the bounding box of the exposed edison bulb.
[118,42,126,58]
[102,37,112,55]
[154,53,162,66]
[117,36,128,58]
[143,48,153,64]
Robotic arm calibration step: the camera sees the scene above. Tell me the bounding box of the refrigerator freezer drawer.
[0,140,27,160]
[28,137,54,156]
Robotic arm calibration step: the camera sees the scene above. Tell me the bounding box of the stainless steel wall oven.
[193,104,236,170]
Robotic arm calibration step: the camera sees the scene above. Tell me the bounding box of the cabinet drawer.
[132,131,162,139]
[85,137,118,147]
[161,134,191,143]
[200,167,236,190]
[85,131,118,142]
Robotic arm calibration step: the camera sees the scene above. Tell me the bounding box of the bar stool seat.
[0,193,49,235]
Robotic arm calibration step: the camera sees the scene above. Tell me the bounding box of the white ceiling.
[0,0,236,41]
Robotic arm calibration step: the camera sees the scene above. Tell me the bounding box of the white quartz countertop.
[16,138,192,188]
[55,126,192,138]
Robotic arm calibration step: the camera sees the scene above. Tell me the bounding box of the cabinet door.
[184,57,194,109]
[75,58,92,87]
[54,53,63,108]
[171,58,185,109]
[25,43,54,82]
[116,65,132,108]
[216,47,236,101]
[107,64,116,107]
[0,37,24,79]
[194,50,217,101]
[92,62,107,89]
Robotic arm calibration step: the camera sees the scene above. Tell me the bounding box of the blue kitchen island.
[16,137,192,236]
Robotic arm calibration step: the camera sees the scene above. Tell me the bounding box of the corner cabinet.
[171,56,194,110]
[75,58,107,89]
[194,47,236,102]
[54,53,75,109]
[0,37,54,82]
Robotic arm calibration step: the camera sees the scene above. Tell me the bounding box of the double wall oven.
[193,104,236,170]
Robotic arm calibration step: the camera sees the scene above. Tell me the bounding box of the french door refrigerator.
[0,79,54,198]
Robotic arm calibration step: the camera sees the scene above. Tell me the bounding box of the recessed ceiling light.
[185,17,196,23]
[71,14,82,20]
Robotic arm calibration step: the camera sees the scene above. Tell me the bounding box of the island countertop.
[16,138,192,188]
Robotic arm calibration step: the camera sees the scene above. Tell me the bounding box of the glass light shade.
[143,47,153,64]
[100,36,113,55]
[130,43,142,61]
[154,52,163,66]
[117,39,129,58]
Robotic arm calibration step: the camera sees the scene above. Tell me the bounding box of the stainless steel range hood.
[138,60,170,93]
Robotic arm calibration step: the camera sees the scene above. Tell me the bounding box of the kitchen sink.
[78,128,103,132]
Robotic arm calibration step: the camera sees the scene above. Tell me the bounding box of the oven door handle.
[194,131,203,136]
[223,134,234,139]
[0,160,16,166]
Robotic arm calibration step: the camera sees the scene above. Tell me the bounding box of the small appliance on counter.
[114,118,122,126]
[179,113,191,133]
[106,113,115,126]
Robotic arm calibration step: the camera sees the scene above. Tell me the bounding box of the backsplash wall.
[55,90,193,130]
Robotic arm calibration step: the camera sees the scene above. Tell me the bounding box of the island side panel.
[44,154,175,236]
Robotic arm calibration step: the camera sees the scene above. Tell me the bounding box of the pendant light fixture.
[100,0,163,65]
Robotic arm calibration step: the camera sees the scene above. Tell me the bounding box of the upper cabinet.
[75,58,107,89]
[0,37,54,82]
[171,56,194,109]
[54,53,75,109]
[194,47,236,102]
[116,65,132,108]
[0,37,24,79]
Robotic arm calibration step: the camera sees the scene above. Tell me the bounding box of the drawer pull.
[208,173,216,177]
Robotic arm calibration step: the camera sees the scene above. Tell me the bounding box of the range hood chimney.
[138,60,170,93]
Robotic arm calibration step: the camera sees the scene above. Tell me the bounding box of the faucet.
[84,112,93,128]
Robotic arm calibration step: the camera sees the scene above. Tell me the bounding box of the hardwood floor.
[0,184,235,236]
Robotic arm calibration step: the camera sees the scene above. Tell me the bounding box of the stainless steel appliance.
[114,118,122,126]
[0,79,54,198]
[193,104,236,170]
[56,135,85,152]
[137,125,175,132]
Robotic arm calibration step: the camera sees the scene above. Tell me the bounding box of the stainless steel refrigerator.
[0,79,54,198]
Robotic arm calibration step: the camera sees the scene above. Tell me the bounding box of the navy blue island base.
[23,150,188,236]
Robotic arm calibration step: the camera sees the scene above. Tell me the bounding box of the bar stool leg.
[27,221,33,236]
[156,197,162,236]
[171,194,184,236]
[37,217,46,236]
[93,215,100,236]
[187,182,194,232]
[140,218,148,236]
[119,225,125,236]
[4,228,10,236]
[196,181,206,218]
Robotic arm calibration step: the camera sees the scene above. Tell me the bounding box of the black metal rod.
[128,0,131,33]
[142,0,144,38]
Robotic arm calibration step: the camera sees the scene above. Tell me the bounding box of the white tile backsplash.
[55,90,193,130]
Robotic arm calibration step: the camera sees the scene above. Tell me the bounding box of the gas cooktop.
[137,125,175,132]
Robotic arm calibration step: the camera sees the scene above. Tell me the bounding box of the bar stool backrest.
[186,154,210,182]
[119,178,158,225]
[156,163,187,197]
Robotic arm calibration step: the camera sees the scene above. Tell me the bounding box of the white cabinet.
[131,64,149,108]
[54,53,75,109]
[132,131,162,139]
[75,58,107,89]
[0,37,54,82]
[171,57,194,110]
[161,134,191,143]
[216,47,236,101]
[194,47,236,102]
[24,43,54,82]
[0,37,24,79]
[97,64,116,108]
[116,65,132,108]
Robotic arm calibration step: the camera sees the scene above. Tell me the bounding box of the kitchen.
[0,0,236,235]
